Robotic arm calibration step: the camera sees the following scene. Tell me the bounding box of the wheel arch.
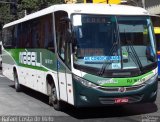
[13,65,19,79]
[46,72,60,100]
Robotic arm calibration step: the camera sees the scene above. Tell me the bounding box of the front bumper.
[73,76,158,107]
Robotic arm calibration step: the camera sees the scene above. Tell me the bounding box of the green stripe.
[83,71,154,87]
[3,48,58,72]
[18,63,48,71]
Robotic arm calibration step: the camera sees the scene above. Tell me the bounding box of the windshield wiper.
[123,31,143,73]
[128,44,143,73]
[98,29,120,76]
[98,42,117,76]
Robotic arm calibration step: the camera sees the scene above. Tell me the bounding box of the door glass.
[55,11,71,69]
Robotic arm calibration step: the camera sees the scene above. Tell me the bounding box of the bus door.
[55,11,74,104]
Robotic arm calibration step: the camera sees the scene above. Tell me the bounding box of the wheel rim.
[52,87,58,104]
[14,73,18,89]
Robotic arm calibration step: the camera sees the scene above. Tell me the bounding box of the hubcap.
[14,74,18,89]
[52,87,57,104]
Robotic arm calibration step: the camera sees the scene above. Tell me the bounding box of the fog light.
[80,95,88,101]
[150,91,157,98]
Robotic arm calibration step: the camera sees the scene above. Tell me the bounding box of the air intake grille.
[98,84,145,93]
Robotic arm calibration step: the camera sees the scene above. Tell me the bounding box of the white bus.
[2,4,158,110]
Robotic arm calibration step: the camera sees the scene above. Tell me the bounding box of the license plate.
[115,98,128,104]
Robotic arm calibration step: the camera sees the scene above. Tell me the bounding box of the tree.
[0,0,64,24]
[0,3,14,24]
[20,0,63,14]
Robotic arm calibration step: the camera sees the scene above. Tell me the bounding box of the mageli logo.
[118,87,126,92]
[19,52,42,67]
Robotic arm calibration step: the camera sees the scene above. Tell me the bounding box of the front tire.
[49,83,63,111]
[14,71,21,92]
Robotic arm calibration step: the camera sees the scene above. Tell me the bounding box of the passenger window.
[14,14,54,50]
[3,26,15,48]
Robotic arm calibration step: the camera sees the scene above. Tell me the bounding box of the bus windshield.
[72,15,157,77]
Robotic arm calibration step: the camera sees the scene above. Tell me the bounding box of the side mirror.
[60,17,71,23]
[65,30,75,43]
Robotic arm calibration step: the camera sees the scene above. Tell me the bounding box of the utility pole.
[142,0,145,8]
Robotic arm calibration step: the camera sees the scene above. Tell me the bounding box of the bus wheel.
[14,71,21,92]
[49,83,62,111]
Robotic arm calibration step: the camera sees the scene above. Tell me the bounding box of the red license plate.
[115,98,128,104]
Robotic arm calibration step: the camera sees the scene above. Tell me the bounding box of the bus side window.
[29,14,55,50]
[44,15,54,51]
[3,26,15,48]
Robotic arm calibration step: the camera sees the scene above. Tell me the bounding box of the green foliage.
[21,0,41,13]
[0,4,15,24]
[20,0,63,14]
[0,0,63,24]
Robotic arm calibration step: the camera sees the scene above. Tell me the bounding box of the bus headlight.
[145,74,158,85]
[73,75,97,88]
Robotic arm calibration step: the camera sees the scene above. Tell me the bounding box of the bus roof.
[3,3,149,28]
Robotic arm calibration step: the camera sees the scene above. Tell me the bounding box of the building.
[144,0,160,15]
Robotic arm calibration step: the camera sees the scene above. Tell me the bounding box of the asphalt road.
[0,73,160,122]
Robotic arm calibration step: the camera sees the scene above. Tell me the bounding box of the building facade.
[123,0,160,15]
[144,0,160,15]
